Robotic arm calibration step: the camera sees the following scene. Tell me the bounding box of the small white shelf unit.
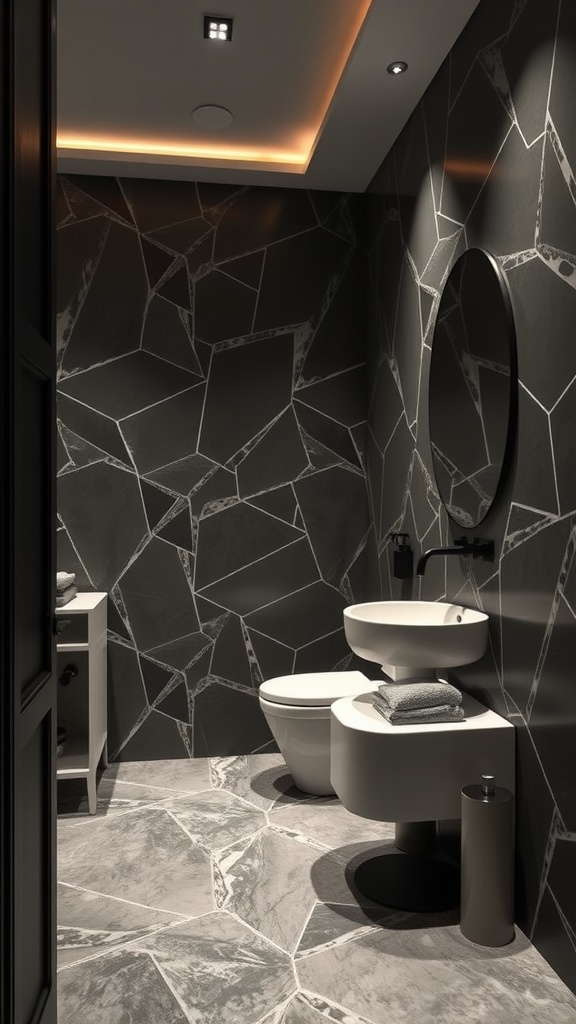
[55,592,108,814]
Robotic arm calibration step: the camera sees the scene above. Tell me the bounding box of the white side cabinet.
[55,592,108,814]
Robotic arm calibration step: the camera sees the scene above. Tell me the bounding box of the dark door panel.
[0,0,56,1022]
[18,361,53,704]
[15,704,55,1023]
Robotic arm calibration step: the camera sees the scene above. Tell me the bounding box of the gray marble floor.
[57,755,576,1024]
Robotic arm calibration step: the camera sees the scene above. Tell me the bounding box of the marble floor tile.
[57,753,576,1024]
[295,901,404,959]
[132,912,296,1024]
[58,946,191,1024]
[57,774,200,822]
[278,991,376,1024]
[57,883,188,968]
[105,756,212,793]
[215,826,353,953]
[58,805,213,916]
[161,788,267,852]
[211,754,321,811]
[269,799,394,851]
[296,919,576,1024]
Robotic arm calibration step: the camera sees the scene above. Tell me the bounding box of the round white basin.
[344,600,488,671]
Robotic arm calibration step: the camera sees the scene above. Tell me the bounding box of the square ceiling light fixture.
[204,16,233,41]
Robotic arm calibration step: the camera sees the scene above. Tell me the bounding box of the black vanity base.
[354,852,460,913]
[353,820,460,913]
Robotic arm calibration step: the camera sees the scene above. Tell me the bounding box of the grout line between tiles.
[57,879,190,917]
[57,913,210,975]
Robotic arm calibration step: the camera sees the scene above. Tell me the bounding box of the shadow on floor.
[310,841,531,958]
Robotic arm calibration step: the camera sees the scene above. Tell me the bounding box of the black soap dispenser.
[390,532,414,580]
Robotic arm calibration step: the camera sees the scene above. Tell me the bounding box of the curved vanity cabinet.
[330,690,515,913]
[55,592,108,814]
[331,691,514,823]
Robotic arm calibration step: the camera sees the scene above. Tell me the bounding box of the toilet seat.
[259,670,372,708]
[258,671,376,795]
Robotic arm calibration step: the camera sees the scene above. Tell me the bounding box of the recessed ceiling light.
[387,61,408,75]
[192,105,234,130]
[203,15,233,41]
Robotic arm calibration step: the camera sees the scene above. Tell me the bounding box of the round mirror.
[429,248,517,527]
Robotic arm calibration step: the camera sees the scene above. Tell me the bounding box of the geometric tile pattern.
[56,177,369,761]
[57,756,576,1023]
[365,0,576,994]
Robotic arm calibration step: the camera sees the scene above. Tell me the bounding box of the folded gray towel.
[371,693,465,725]
[376,680,462,711]
[57,571,76,592]
[56,585,77,608]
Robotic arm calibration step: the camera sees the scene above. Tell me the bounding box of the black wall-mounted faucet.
[416,536,494,577]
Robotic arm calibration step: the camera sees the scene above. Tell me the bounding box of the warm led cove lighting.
[58,1,374,174]
[56,133,307,165]
[387,61,408,75]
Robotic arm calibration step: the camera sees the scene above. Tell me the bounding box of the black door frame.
[0,0,57,1021]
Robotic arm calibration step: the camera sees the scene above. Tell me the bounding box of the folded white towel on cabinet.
[56,571,76,592]
[56,585,77,607]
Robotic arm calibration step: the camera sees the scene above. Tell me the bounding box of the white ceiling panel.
[57,0,481,191]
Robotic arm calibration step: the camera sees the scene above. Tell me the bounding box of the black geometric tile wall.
[365,0,576,994]
[56,177,369,762]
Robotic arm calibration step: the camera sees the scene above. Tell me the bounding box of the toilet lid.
[259,670,372,707]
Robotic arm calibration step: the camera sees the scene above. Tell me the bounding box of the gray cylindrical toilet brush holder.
[460,775,515,947]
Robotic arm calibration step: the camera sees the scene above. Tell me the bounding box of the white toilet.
[258,670,376,795]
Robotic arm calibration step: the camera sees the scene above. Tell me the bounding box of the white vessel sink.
[344,600,488,676]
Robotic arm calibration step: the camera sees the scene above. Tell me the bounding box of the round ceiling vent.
[191,105,234,129]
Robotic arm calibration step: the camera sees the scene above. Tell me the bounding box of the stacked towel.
[371,680,465,725]
[57,571,75,590]
[56,586,77,607]
[57,571,77,607]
